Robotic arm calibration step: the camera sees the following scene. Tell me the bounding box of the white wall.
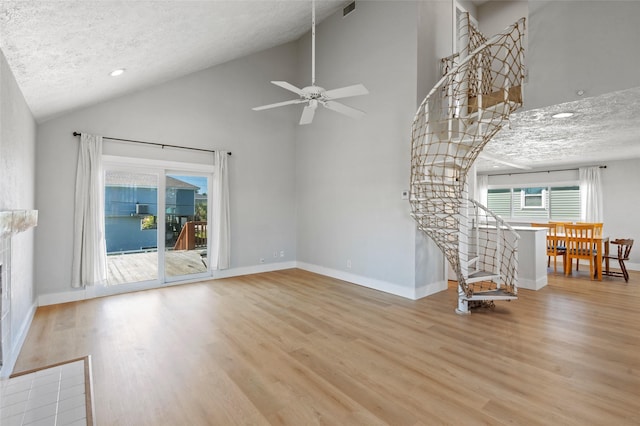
[0,48,37,375]
[526,0,640,110]
[294,1,446,298]
[35,43,300,299]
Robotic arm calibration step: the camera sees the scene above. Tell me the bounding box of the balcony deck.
[107,250,207,285]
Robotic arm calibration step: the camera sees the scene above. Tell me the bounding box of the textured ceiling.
[1,1,639,171]
[478,86,640,172]
[0,0,343,121]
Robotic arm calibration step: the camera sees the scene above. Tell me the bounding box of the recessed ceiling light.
[109,69,125,77]
[552,112,574,119]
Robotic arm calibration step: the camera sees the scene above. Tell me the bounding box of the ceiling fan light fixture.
[251,0,368,125]
[552,112,574,119]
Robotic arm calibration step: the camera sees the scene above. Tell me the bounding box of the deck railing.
[173,221,207,250]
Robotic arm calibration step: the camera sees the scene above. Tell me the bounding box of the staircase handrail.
[413,17,526,124]
[468,199,519,295]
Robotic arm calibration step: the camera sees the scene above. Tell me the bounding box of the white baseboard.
[37,261,298,306]
[296,262,445,300]
[212,261,297,279]
[37,260,441,307]
[38,288,92,307]
[415,279,448,299]
[0,301,37,378]
[38,256,634,308]
[519,276,548,291]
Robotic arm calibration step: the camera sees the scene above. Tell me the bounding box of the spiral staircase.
[410,14,526,314]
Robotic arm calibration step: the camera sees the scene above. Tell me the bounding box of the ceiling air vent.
[343,1,356,17]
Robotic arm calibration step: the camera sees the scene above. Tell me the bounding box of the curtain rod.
[487,165,606,177]
[72,132,231,155]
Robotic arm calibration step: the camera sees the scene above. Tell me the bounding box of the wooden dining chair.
[572,223,603,271]
[564,223,598,279]
[549,221,568,235]
[531,223,566,272]
[603,239,634,282]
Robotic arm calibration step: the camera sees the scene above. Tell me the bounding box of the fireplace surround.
[0,210,37,375]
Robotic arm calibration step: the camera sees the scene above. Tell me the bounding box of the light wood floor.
[15,269,640,425]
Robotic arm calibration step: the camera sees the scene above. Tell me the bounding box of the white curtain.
[579,166,603,223]
[476,174,489,207]
[71,133,107,288]
[212,151,230,270]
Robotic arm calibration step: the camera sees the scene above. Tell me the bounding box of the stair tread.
[411,181,461,186]
[411,212,457,217]
[418,227,459,232]
[468,270,497,278]
[465,288,518,301]
[466,270,500,284]
[410,196,460,201]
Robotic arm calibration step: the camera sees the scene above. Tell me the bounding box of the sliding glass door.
[164,174,209,279]
[103,162,213,287]
[104,169,160,285]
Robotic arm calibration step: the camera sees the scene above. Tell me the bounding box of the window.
[487,185,580,221]
[520,187,546,209]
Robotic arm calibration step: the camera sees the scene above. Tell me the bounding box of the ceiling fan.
[252,0,369,125]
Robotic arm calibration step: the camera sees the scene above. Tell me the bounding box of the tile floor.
[0,358,92,426]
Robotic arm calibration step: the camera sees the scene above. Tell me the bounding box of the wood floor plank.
[13,268,640,425]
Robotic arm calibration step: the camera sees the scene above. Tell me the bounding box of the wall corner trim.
[0,301,37,378]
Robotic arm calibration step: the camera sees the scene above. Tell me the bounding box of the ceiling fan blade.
[323,101,366,119]
[271,81,305,96]
[323,84,369,100]
[252,99,306,111]
[299,101,317,125]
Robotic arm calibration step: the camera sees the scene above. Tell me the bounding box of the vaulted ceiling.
[1,1,639,172]
[0,0,344,121]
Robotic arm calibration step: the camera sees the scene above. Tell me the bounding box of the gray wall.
[35,1,451,301]
[600,159,640,268]
[0,48,37,371]
[35,43,299,298]
[526,0,640,109]
[294,1,446,296]
[478,0,528,37]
